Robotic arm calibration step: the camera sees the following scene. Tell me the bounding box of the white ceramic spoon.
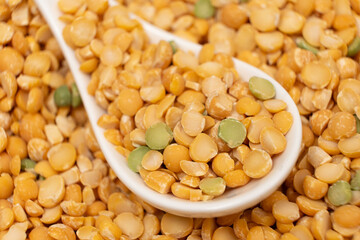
[34,0,302,217]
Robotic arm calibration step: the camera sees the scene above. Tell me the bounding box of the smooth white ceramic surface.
[34,0,302,217]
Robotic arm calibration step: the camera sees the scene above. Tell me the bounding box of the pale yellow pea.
[319,30,344,49]
[201,76,227,97]
[116,88,143,117]
[337,88,360,114]
[308,209,330,240]
[0,208,14,231]
[309,109,333,136]
[48,223,76,240]
[263,99,287,113]
[76,225,98,240]
[314,163,344,184]
[102,28,125,46]
[189,187,204,201]
[25,199,44,217]
[140,85,166,104]
[312,88,332,110]
[332,204,360,229]
[260,126,287,155]
[205,93,233,119]
[26,87,43,113]
[143,105,164,130]
[10,155,21,176]
[296,195,328,216]
[232,145,250,165]
[250,7,280,32]
[114,212,144,239]
[58,0,84,13]
[141,150,163,171]
[236,96,261,116]
[325,229,343,240]
[220,3,247,29]
[196,62,225,79]
[317,136,340,155]
[0,173,14,199]
[246,226,264,240]
[223,169,250,188]
[234,24,257,53]
[29,226,54,240]
[338,78,360,94]
[211,153,234,177]
[171,182,192,200]
[189,133,218,163]
[233,218,249,239]
[34,161,58,178]
[0,127,7,153]
[163,144,190,173]
[114,14,139,31]
[40,206,62,225]
[165,107,183,130]
[183,102,205,114]
[251,207,276,226]
[144,170,175,194]
[301,61,331,90]
[199,44,215,64]
[212,226,238,240]
[328,112,356,140]
[48,143,77,172]
[180,175,200,188]
[38,175,65,208]
[173,122,194,148]
[338,133,360,158]
[180,111,205,137]
[140,214,160,240]
[0,71,17,98]
[243,149,272,178]
[180,160,209,177]
[161,213,193,239]
[303,175,328,200]
[247,116,274,144]
[299,88,317,112]
[0,22,14,45]
[100,44,123,67]
[255,31,284,53]
[307,146,332,168]
[80,169,102,188]
[273,111,293,134]
[156,94,176,118]
[0,47,24,76]
[12,204,26,223]
[60,200,86,217]
[259,191,288,213]
[302,17,327,47]
[177,90,205,106]
[289,225,313,240]
[97,215,122,239]
[16,178,38,202]
[278,9,305,34]
[70,17,96,47]
[153,8,175,30]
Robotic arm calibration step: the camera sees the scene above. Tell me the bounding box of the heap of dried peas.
[0,0,360,239]
[60,0,293,199]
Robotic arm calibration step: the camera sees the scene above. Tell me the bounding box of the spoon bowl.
[34,0,302,217]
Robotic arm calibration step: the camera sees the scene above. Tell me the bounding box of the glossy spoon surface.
[34,0,302,217]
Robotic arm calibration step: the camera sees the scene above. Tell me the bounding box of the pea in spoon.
[34,0,302,217]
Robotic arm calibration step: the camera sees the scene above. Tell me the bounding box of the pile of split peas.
[0,0,360,239]
[63,0,294,199]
